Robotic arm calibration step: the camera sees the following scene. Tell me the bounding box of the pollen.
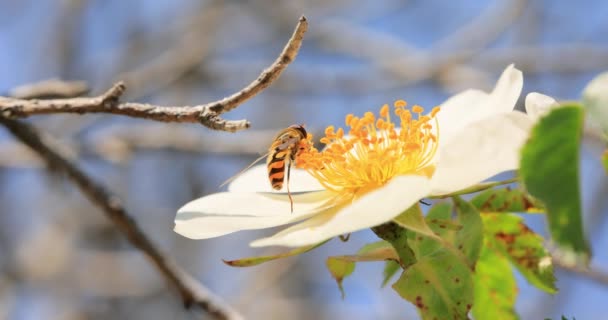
[296,101,440,193]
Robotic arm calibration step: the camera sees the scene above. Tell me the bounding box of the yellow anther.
[405,142,421,150]
[380,104,390,117]
[394,100,407,108]
[297,98,439,193]
[336,127,344,138]
[431,106,441,117]
[345,114,354,126]
[419,115,430,123]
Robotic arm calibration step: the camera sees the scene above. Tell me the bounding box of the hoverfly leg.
[338,234,351,242]
[287,160,294,213]
[419,199,431,206]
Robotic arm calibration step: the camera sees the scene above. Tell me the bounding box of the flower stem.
[429,177,519,199]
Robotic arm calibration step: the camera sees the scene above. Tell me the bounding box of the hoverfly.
[221,124,311,213]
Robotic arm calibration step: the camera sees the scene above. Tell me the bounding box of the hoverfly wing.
[274,136,302,151]
[219,152,269,189]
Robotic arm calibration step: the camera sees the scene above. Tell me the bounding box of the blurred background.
[0,0,607,319]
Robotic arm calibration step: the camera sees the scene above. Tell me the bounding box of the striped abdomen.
[267,148,293,190]
[266,125,307,190]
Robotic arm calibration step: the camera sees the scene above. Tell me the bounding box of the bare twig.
[8,79,89,99]
[0,16,308,133]
[0,116,243,320]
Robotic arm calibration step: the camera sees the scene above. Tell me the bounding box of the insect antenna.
[219,153,269,189]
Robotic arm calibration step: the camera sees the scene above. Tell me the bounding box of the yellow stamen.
[296,100,440,194]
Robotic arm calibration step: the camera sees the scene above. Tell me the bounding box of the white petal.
[437,64,523,146]
[174,190,334,239]
[583,71,608,132]
[227,164,324,193]
[430,111,534,195]
[525,92,558,121]
[250,175,431,247]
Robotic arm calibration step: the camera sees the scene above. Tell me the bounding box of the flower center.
[296,100,440,194]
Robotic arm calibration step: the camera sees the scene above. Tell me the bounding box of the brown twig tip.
[106,81,127,98]
[284,15,308,60]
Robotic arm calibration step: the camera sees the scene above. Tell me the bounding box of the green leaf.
[427,201,453,219]
[326,257,355,299]
[372,222,417,268]
[473,244,519,320]
[382,261,400,288]
[483,213,557,293]
[407,202,454,258]
[393,203,440,239]
[223,240,328,267]
[330,241,399,263]
[326,241,400,298]
[520,105,591,264]
[453,196,483,269]
[472,187,544,213]
[392,249,474,320]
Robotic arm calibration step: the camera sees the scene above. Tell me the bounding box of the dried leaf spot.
[415,295,425,309]
[495,231,516,244]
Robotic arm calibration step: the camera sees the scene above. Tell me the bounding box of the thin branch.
[0,16,308,133]
[0,116,243,320]
[7,79,89,99]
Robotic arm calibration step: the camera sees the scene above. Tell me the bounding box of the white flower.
[525,92,558,121]
[175,65,536,247]
[582,71,608,132]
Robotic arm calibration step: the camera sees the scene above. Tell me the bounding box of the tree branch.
[0,16,308,133]
[7,79,89,99]
[0,116,243,320]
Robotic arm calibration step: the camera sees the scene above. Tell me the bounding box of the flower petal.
[430,111,533,195]
[250,175,432,247]
[525,92,558,121]
[583,71,608,132]
[174,190,333,239]
[437,64,523,146]
[228,164,324,193]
